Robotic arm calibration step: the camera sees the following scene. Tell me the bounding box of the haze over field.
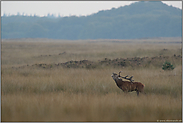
[1,1,182,39]
[1,1,182,17]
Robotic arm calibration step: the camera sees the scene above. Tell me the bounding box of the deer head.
[111,72,121,81]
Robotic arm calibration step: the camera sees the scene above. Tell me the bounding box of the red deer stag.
[111,71,145,96]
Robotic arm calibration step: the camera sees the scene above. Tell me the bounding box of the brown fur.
[111,73,145,96]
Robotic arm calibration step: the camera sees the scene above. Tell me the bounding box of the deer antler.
[122,76,134,82]
[119,71,122,77]
[119,71,134,82]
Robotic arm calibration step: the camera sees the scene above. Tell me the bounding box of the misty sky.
[1,1,182,17]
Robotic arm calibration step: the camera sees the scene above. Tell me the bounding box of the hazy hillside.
[1,1,182,39]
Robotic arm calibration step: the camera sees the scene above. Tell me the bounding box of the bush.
[162,61,175,70]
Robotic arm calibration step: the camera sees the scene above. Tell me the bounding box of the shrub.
[162,61,175,70]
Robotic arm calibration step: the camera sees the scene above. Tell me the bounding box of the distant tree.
[3,13,7,17]
[58,13,61,18]
[22,12,25,16]
[17,12,21,16]
[47,13,50,17]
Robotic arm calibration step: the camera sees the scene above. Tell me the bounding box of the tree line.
[2,1,182,40]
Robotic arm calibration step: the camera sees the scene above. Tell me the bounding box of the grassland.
[1,38,182,122]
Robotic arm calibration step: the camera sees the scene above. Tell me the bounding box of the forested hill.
[1,1,182,40]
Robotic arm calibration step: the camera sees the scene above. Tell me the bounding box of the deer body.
[111,73,145,96]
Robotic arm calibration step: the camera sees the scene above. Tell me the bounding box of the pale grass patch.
[2,67,182,121]
[2,40,181,66]
[2,92,181,122]
[2,39,182,121]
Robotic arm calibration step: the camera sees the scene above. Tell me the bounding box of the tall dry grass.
[2,67,182,121]
[2,92,181,122]
[1,39,182,121]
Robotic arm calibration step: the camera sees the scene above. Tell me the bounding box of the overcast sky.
[1,1,182,17]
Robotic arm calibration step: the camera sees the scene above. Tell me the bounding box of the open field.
[1,38,182,122]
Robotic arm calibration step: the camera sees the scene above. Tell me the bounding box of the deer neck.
[114,77,123,86]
